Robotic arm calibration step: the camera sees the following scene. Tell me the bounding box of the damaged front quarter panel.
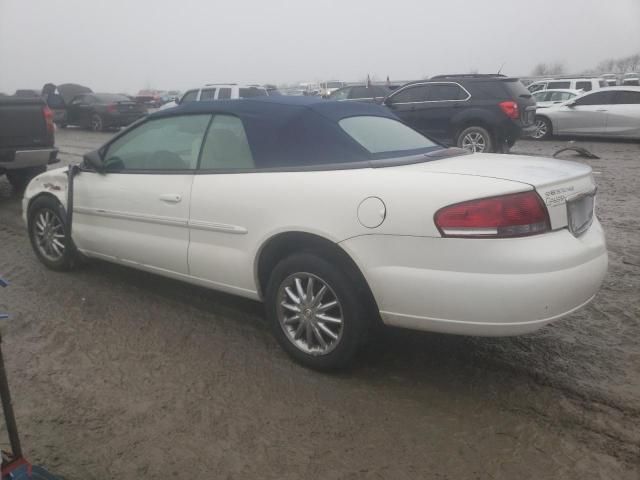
[22,166,70,224]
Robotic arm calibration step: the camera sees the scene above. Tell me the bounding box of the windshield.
[339,116,438,154]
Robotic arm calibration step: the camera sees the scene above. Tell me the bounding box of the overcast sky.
[1,0,639,94]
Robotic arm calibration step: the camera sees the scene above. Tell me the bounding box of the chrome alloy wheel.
[276,273,344,356]
[461,132,487,152]
[33,209,66,261]
[532,119,548,139]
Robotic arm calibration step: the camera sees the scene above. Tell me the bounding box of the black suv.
[383,74,536,153]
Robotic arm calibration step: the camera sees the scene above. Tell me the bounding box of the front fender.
[22,166,69,224]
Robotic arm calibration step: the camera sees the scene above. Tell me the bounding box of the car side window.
[550,91,570,102]
[239,87,267,98]
[200,88,217,100]
[613,90,640,104]
[548,81,571,89]
[181,90,199,103]
[428,83,466,101]
[574,91,614,106]
[389,85,429,103]
[103,115,211,171]
[217,88,232,99]
[199,115,255,170]
[70,96,85,105]
[575,81,592,91]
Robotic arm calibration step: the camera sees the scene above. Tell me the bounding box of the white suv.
[160,84,269,110]
[527,78,607,93]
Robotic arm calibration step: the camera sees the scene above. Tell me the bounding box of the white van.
[527,78,607,93]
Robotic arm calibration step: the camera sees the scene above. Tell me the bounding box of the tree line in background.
[531,51,640,77]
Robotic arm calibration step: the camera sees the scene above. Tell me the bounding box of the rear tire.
[6,166,46,192]
[28,196,77,271]
[457,126,493,153]
[265,252,369,370]
[532,116,552,140]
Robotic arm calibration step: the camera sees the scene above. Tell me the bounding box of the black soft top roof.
[149,97,414,167]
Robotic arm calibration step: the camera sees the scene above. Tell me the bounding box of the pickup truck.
[0,97,58,190]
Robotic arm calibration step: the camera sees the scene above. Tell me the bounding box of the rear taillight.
[434,191,550,238]
[499,100,520,119]
[42,106,54,135]
[107,104,117,113]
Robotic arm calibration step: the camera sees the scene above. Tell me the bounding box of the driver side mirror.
[83,149,104,171]
[383,97,394,107]
[566,100,576,107]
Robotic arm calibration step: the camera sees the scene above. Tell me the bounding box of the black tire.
[532,116,552,140]
[6,166,46,192]
[265,252,370,370]
[27,195,77,271]
[90,113,104,132]
[456,126,494,153]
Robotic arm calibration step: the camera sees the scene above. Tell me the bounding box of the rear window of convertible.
[339,116,437,154]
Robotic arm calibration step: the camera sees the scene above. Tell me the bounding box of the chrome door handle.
[159,193,182,203]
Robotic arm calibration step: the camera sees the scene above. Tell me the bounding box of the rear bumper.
[0,148,58,171]
[340,218,607,336]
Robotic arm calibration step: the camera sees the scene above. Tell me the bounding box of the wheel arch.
[254,231,380,319]
[535,114,554,136]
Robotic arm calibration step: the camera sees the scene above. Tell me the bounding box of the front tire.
[28,196,77,271]
[532,116,552,139]
[457,126,493,153]
[265,253,369,370]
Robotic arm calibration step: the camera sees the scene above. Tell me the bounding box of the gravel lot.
[0,129,638,479]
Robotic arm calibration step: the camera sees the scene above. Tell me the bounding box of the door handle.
[596,109,608,112]
[159,193,182,203]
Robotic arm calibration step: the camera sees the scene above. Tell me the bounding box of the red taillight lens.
[499,100,519,119]
[42,106,54,135]
[434,191,550,238]
[107,104,117,113]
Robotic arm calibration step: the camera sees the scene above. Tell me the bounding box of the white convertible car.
[23,97,607,368]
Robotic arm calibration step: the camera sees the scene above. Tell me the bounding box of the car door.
[554,91,614,136]
[78,95,97,127]
[417,83,469,141]
[72,114,211,275]
[605,90,640,138]
[384,84,430,134]
[188,114,259,295]
[66,95,88,125]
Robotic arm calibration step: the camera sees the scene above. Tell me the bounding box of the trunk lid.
[407,153,597,231]
[115,101,144,113]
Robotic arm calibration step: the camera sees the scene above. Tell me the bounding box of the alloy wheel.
[33,209,66,261]
[533,119,548,139]
[276,273,344,356]
[461,132,487,152]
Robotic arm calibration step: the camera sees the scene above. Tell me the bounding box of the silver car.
[532,87,640,139]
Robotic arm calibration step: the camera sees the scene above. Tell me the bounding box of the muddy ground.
[0,129,638,479]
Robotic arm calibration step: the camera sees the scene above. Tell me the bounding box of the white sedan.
[533,86,640,140]
[23,97,607,369]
